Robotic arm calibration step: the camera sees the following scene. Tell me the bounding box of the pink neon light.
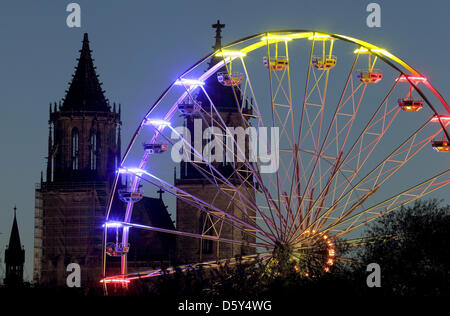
[100,278,131,284]
[396,75,427,82]
[430,115,450,123]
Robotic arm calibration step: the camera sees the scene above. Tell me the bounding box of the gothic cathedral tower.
[34,34,121,285]
[175,21,256,264]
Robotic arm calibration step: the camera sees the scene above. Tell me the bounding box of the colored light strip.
[100,278,131,284]
[144,119,171,127]
[430,115,450,123]
[215,51,246,58]
[396,75,428,82]
[261,35,293,41]
[353,47,385,54]
[174,78,205,86]
[353,47,369,54]
[117,167,146,176]
[103,221,123,228]
[308,34,333,40]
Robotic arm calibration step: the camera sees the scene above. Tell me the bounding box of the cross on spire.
[212,20,225,50]
[157,189,165,200]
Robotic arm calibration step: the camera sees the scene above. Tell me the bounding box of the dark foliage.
[354,199,450,295]
[3,199,449,299]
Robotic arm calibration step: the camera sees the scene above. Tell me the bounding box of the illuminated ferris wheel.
[101,30,450,286]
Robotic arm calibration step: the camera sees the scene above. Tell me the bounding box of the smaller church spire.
[4,205,25,286]
[8,206,21,250]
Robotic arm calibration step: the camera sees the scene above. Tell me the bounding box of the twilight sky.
[0,0,449,281]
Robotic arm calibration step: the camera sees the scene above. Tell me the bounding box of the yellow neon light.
[353,47,369,54]
[261,35,293,42]
[308,34,333,40]
[221,31,450,112]
[215,51,246,58]
[353,47,386,55]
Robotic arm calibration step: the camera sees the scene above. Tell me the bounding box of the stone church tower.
[34,33,121,286]
[175,21,256,263]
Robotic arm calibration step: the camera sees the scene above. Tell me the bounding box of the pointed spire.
[4,205,25,286]
[8,206,22,252]
[61,33,108,112]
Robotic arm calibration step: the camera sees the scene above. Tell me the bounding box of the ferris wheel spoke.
[238,57,265,128]
[289,38,316,220]
[148,118,281,242]
[195,85,286,238]
[217,54,287,225]
[285,71,335,236]
[264,38,292,231]
[303,120,441,236]
[337,121,440,208]
[290,79,401,238]
[127,167,275,243]
[288,52,360,240]
[103,252,272,282]
[117,221,274,249]
[166,120,265,228]
[326,169,450,237]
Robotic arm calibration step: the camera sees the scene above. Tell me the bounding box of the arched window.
[72,128,79,170]
[90,131,97,170]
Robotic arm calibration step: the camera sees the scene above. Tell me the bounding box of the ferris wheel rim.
[135,30,450,146]
[102,29,450,285]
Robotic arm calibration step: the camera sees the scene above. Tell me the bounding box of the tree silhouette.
[356,199,450,295]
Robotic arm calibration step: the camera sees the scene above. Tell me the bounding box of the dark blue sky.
[0,0,449,281]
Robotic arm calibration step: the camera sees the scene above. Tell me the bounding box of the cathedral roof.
[61,33,109,112]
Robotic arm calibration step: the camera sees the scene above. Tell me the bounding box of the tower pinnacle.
[212,20,225,50]
[4,205,25,286]
[61,33,108,112]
